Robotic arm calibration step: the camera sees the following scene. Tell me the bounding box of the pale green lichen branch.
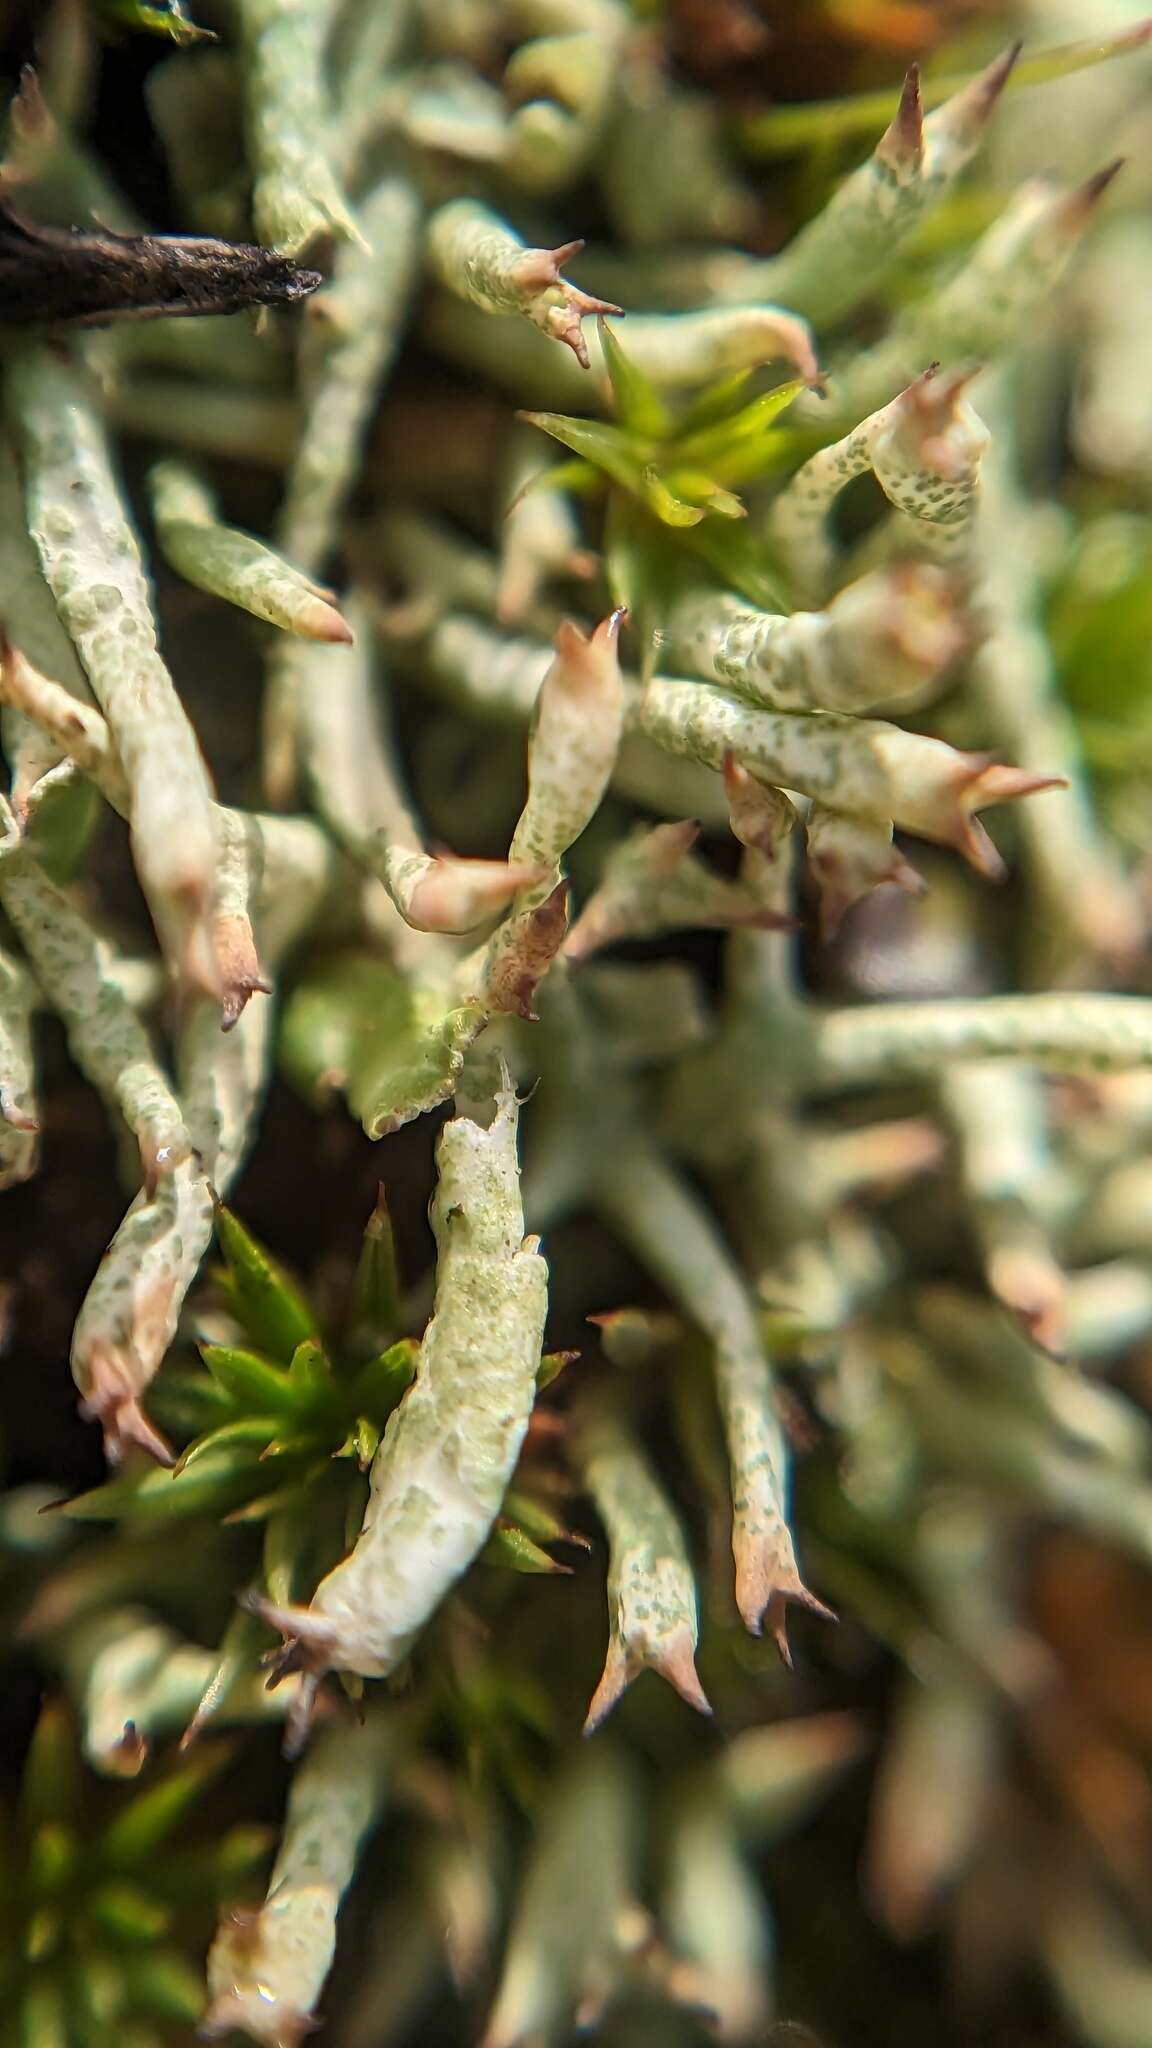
[0,940,39,1191]
[637,674,1059,877]
[203,1713,397,2046]
[661,562,968,716]
[250,1083,549,1751]
[234,0,359,255]
[743,46,1019,327]
[769,365,990,598]
[148,461,353,645]
[813,995,1152,1088]
[426,200,620,369]
[4,346,220,998]
[576,1398,711,1730]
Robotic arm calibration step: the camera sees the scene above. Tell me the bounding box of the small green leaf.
[681,520,790,612]
[536,1348,578,1391]
[507,456,604,507]
[172,1417,278,1475]
[200,1344,294,1415]
[102,1751,229,1868]
[88,1881,170,1943]
[675,368,757,436]
[89,0,217,45]
[640,467,706,528]
[212,1206,318,1365]
[597,318,671,437]
[483,1521,571,1575]
[19,1705,81,1833]
[287,1338,334,1406]
[282,954,489,1139]
[663,470,746,519]
[503,1490,588,1549]
[520,410,651,498]
[347,1190,400,1360]
[61,1447,260,1522]
[353,1338,419,1420]
[674,378,805,472]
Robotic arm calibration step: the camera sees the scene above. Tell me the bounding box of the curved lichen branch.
[247,1084,548,1754]
[576,1399,711,1731]
[769,364,990,595]
[427,200,621,367]
[203,1715,396,2046]
[662,562,971,716]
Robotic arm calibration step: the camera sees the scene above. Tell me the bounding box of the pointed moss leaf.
[259,1431,325,1462]
[103,1749,231,1869]
[173,1417,278,1475]
[61,1447,261,1522]
[508,456,604,507]
[682,519,789,611]
[738,24,1152,152]
[347,1191,400,1360]
[28,1821,77,1897]
[287,1337,334,1407]
[161,1825,276,1903]
[675,368,757,436]
[281,953,488,1138]
[502,1489,584,1547]
[536,1348,578,1390]
[641,467,706,528]
[675,379,806,471]
[604,494,682,680]
[664,470,746,519]
[483,1520,570,1575]
[116,1948,204,2023]
[597,319,671,437]
[338,1416,382,1468]
[520,410,651,498]
[19,1705,81,1833]
[200,1344,294,1415]
[212,1207,317,1365]
[353,1337,419,1420]
[89,1882,171,1944]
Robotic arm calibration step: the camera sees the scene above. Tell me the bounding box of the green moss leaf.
[212,1208,318,1366]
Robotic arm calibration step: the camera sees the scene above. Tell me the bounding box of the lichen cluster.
[4,3,1152,2046]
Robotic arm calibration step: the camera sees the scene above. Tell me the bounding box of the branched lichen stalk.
[203,1714,396,2046]
[662,563,967,716]
[769,366,989,599]
[5,347,220,996]
[252,1084,549,1749]
[589,1133,828,1652]
[148,461,353,644]
[265,175,421,799]
[744,47,1019,326]
[426,200,620,367]
[234,0,357,255]
[638,674,1057,875]
[824,166,1122,424]
[575,1398,711,1730]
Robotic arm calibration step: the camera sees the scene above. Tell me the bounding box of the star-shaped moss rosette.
[61,1195,576,1607]
[520,317,813,667]
[0,1699,268,2048]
